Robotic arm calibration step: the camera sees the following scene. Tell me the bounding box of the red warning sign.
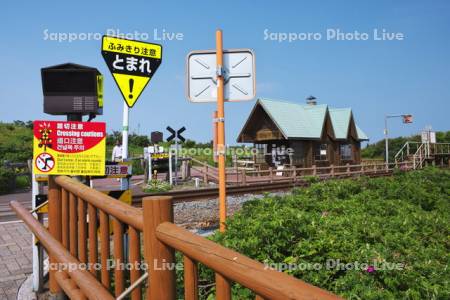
[33,121,106,176]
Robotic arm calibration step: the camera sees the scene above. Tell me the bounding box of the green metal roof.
[259,98,327,139]
[246,98,368,141]
[329,108,352,140]
[356,125,369,140]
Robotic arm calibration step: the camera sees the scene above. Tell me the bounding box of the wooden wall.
[238,105,284,143]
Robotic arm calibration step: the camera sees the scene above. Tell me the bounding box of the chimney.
[306,95,317,105]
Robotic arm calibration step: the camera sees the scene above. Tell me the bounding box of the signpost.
[33,121,106,176]
[101,35,163,190]
[187,49,255,103]
[421,126,436,158]
[101,35,163,263]
[186,30,256,232]
[101,36,162,108]
[167,126,186,185]
[145,145,168,183]
[104,161,132,178]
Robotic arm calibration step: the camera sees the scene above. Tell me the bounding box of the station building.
[237,98,369,169]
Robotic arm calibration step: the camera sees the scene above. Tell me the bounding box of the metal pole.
[148,150,152,183]
[120,101,129,263]
[174,139,178,185]
[31,171,43,292]
[169,149,173,185]
[216,29,227,232]
[121,102,129,190]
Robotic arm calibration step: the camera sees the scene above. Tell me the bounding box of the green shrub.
[0,166,15,194]
[0,122,33,162]
[143,179,172,193]
[198,167,450,299]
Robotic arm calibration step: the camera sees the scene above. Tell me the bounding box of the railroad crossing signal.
[166,126,186,142]
[101,36,163,107]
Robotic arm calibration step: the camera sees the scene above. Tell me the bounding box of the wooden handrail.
[54,271,87,300]
[54,176,143,231]
[143,196,342,300]
[157,222,341,299]
[10,201,114,300]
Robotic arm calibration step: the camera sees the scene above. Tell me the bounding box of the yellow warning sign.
[101,36,162,108]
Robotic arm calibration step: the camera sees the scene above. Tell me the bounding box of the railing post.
[203,165,208,183]
[215,273,231,300]
[292,166,296,182]
[143,196,176,300]
[312,164,317,176]
[330,164,334,177]
[184,256,198,300]
[269,167,273,183]
[241,169,246,185]
[48,176,63,298]
[234,157,239,185]
[346,163,350,175]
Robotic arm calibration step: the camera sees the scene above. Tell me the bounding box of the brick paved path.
[0,221,33,299]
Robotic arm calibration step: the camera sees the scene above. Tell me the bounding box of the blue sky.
[1,0,449,145]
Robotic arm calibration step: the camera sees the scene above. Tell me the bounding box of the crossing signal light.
[41,63,103,116]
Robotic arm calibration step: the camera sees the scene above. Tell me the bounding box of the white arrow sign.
[186,49,256,102]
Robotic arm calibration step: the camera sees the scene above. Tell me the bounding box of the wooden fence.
[192,158,414,185]
[11,175,341,300]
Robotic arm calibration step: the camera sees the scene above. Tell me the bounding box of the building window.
[340,144,352,160]
[315,143,328,161]
[254,143,267,164]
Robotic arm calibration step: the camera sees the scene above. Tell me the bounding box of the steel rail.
[132,170,393,204]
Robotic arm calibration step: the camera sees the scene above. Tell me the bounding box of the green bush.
[0,166,15,194]
[0,122,33,162]
[143,179,172,193]
[198,167,450,299]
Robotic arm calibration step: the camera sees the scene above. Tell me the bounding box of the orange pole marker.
[216,30,227,232]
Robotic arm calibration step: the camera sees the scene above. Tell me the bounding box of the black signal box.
[41,63,103,116]
[151,131,163,144]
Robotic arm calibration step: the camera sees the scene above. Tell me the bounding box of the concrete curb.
[17,274,36,300]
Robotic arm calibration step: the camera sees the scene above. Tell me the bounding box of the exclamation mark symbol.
[128,78,134,99]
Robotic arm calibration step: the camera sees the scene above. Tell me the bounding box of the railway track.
[131,170,393,205]
[0,170,393,222]
[131,180,308,205]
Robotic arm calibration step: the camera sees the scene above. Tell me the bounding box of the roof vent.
[306,95,317,105]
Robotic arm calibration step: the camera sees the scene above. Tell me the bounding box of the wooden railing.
[11,175,342,299]
[193,160,414,185]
